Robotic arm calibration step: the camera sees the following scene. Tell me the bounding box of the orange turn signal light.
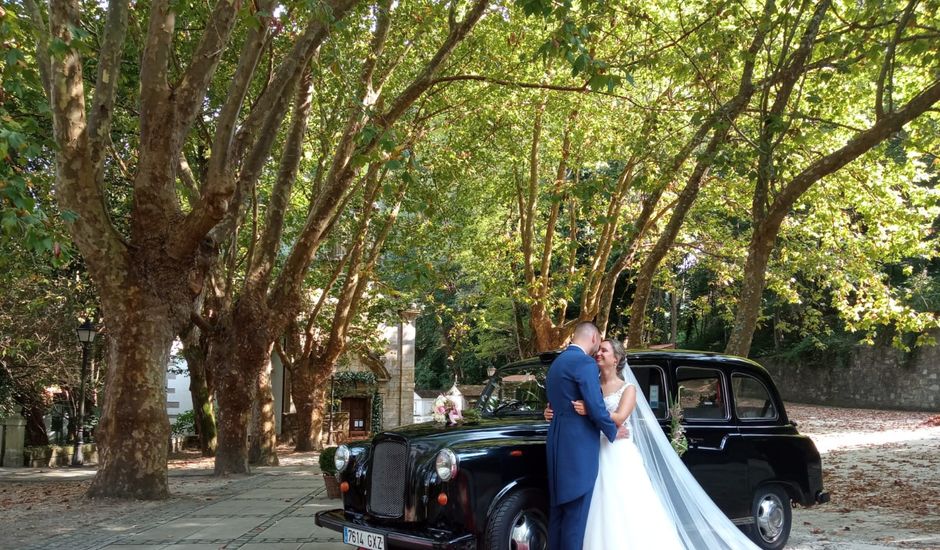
[340,481,350,493]
[510,450,523,457]
[437,492,448,506]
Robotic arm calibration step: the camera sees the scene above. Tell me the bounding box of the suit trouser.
[549,490,594,550]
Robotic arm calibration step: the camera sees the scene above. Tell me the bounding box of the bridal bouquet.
[669,397,689,457]
[432,394,463,425]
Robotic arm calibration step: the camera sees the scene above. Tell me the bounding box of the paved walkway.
[0,466,349,550]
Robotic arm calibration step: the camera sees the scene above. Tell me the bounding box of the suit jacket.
[546,345,619,506]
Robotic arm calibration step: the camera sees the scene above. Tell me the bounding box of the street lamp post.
[72,319,97,466]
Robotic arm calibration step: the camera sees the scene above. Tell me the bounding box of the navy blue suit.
[546,345,619,550]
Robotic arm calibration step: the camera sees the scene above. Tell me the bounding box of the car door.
[673,362,748,518]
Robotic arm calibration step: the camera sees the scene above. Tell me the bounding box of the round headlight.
[334,445,350,473]
[435,448,458,481]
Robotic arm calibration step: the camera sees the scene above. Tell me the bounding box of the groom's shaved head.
[572,322,599,341]
[571,321,600,354]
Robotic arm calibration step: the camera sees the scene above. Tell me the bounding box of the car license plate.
[343,526,385,550]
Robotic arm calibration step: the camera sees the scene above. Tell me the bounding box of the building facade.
[166,311,419,442]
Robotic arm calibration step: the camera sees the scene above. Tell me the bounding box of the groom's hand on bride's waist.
[616,425,630,439]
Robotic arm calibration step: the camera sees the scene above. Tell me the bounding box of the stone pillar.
[1,415,26,467]
[382,308,419,430]
[398,313,417,427]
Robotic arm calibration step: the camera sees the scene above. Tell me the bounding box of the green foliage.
[370,389,383,436]
[171,410,196,435]
[0,4,66,259]
[319,445,338,474]
[668,397,687,457]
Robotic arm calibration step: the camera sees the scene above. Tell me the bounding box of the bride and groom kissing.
[545,322,760,550]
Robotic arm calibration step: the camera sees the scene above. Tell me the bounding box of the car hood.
[375,416,547,452]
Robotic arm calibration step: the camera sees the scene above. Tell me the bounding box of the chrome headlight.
[334,445,351,473]
[435,448,458,481]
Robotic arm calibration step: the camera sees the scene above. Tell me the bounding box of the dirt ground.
[784,404,940,549]
[1,405,938,549]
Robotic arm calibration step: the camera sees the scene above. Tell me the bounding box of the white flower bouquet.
[432,394,463,425]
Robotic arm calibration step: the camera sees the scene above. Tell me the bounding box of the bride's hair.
[603,338,628,380]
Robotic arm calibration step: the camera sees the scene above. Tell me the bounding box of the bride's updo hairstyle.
[604,338,628,380]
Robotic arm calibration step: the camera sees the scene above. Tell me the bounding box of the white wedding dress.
[582,366,760,550]
[582,382,684,550]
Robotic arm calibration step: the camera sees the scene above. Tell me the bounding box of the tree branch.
[173,0,242,139]
[875,0,918,120]
[87,0,130,182]
[246,67,316,291]
[22,0,52,98]
[768,78,940,231]
[139,0,173,116]
[178,152,200,207]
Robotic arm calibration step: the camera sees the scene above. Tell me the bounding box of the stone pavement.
[0,466,350,550]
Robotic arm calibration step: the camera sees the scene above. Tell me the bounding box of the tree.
[725,0,940,356]
[198,0,489,471]
[22,0,361,498]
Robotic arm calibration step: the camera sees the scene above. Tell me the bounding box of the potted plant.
[319,446,342,499]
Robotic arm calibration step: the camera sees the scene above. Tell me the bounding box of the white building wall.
[165,369,194,428]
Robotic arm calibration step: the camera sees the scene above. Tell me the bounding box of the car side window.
[629,364,668,419]
[732,373,778,420]
[676,366,728,421]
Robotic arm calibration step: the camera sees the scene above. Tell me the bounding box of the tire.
[748,485,792,550]
[484,488,549,550]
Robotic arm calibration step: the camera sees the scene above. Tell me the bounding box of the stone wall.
[758,333,940,412]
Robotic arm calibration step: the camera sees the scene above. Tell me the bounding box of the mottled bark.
[88,294,174,499]
[213,294,273,475]
[291,360,330,452]
[182,329,216,456]
[249,358,278,466]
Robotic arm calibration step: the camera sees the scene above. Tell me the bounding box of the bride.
[549,339,760,550]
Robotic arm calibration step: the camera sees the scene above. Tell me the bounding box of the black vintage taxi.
[315,350,829,550]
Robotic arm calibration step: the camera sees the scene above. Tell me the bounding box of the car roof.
[498,348,772,378]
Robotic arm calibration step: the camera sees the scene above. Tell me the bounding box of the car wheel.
[748,485,792,550]
[484,488,549,550]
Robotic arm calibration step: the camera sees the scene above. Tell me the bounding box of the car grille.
[368,439,408,517]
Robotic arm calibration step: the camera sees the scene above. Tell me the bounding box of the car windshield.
[479,363,549,416]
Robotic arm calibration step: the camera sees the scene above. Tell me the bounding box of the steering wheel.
[492,400,525,414]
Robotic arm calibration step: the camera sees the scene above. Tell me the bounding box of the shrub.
[319,446,338,475]
[171,410,196,435]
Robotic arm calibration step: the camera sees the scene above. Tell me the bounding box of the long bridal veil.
[621,361,761,549]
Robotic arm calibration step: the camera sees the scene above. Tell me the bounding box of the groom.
[545,322,622,550]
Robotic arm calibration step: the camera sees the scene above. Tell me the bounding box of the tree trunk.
[249,357,279,465]
[213,295,273,475]
[211,314,251,475]
[182,332,216,456]
[24,402,49,447]
[725,226,777,357]
[87,298,173,499]
[291,360,329,452]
